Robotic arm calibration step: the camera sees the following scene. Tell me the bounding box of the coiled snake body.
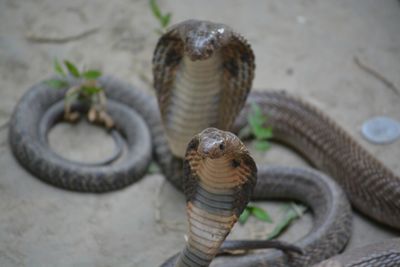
[153,20,400,266]
[9,19,400,266]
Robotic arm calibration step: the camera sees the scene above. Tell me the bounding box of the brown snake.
[153,20,400,266]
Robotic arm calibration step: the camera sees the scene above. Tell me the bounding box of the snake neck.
[164,52,223,157]
[175,156,245,267]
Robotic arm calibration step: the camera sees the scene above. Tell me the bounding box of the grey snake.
[8,19,400,266]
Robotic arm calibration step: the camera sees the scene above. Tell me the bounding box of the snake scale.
[8,19,400,266]
[153,20,400,266]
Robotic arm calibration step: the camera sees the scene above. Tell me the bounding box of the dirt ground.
[0,0,399,266]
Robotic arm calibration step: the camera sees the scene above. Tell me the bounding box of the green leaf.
[81,86,102,95]
[248,118,262,133]
[150,0,171,32]
[266,203,307,240]
[248,113,266,130]
[254,140,271,151]
[253,125,273,140]
[239,208,251,225]
[250,206,273,223]
[45,79,69,89]
[82,70,102,80]
[247,102,273,149]
[248,104,267,134]
[250,103,264,119]
[161,13,171,27]
[149,0,163,20]
[64,60,81,78]
[53,58,66,77]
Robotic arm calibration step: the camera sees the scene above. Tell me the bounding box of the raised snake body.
[153,20,254,157]
[162,51,224,156]
[9,19,400,266]
[153,20,400,266]
[175,128,257,266]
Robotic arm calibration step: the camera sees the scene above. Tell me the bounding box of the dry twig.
[26,27,99,44]
[354,56,399,96]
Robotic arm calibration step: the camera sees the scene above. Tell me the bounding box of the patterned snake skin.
[9,18,400,266]
[315,238,400,267]
[161,160,352,267]
[9,80,153,192]
[153,20,400,266]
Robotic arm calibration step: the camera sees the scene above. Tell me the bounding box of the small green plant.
[239,103,273,151]
[239,204,272,225]
[46,59,114,129]
[239,202,306,240]
[248,103,273,151]
[266,203,307,240]
[149,0,172,34]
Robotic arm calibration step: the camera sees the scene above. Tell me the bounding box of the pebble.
[361,116,400,144]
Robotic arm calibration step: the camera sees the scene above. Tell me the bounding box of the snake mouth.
[185,44,214,61]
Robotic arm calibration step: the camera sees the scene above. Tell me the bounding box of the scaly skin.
[153,19,400,266]
[9,18,400,266]
[167,128,256,267]
[314,238,400,267]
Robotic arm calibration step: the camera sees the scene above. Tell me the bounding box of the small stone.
[361,116,400,144]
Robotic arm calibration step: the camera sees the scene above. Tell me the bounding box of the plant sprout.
[248,103,273,151]
[238,103,273,151]
[238,106,306,238]
[266,203,307,240]
[239,204,272,224]
[239,202,307,240]
[46,59,114,129]
[149,0,172,34]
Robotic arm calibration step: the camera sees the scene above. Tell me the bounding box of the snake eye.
[219,143,225,150]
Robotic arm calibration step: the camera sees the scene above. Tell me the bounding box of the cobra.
[153,20,400,266]
[9,19,400,266]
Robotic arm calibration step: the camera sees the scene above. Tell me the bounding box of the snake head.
[196,128,243,159]
[176,20,231,61]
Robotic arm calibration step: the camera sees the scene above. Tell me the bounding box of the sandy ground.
[0,0,399,266]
